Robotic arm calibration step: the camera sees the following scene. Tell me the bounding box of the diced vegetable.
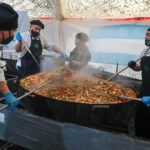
[20,68,136,104]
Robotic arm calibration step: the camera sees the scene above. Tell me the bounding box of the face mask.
[1,32,14,44]
[31,30,40,37]
[145,39,150,46]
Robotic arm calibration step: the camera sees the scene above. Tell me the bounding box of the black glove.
[128,61,136,69]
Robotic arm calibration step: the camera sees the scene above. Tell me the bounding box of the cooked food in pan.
[20,68,136,104]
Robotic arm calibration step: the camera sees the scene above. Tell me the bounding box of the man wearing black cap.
[128,27,150,138]
[0,3,19,111]
[15,19,68,79]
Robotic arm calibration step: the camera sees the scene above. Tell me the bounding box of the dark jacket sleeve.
[80,47,91,67]
[69,46,91,69]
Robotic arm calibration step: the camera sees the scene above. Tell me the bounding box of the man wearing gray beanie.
[0,3,19,111]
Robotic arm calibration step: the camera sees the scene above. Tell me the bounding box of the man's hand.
[16,32,22,42]
[128,60,136,69]
[60,52,68,59]
[142,96,150,107]
[4,92,19,112]
[15,33,23,52]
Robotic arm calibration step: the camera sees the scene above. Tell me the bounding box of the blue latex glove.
[16,65,19,70]
[142,96,150,107]
[16,32,22,42]
[60,52,68,59]
[4,92,19,112]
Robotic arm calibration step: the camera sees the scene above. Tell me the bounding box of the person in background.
[0,3,19,111]
[15,20,68,79]
[128,28,150,138]
[68,32,91,70]
[128,28,150,97]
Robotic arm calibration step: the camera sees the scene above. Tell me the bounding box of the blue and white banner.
[89,24,150,66]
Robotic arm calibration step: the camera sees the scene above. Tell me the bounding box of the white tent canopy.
[0,0,150,19]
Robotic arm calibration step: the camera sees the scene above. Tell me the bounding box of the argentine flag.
[90,24,149,66]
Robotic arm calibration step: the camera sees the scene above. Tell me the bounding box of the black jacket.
[69,45,91,70]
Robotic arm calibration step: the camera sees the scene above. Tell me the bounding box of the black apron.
[17,36,42,112]
[139,56,150,97]
[18,36,42,79]
[135,56,150,139]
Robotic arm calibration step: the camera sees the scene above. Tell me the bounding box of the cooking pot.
[20,67,141,134]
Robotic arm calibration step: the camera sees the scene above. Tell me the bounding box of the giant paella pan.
[20,67,140,132]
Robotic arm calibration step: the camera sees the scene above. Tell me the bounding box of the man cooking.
[128,27,150,138]
[15,20,68,110]
[15,20,68,79]
[68,32,91,70]
[0,3,19,111]
[128,28,150,97]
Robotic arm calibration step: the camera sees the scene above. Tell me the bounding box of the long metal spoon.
[22,39,40,68]
[119,96,141,101]
[0,69,72,111]
[106,48,150,81]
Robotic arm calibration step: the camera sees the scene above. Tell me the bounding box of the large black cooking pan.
[20,67,141,135]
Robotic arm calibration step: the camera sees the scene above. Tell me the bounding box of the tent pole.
[46,0,57,44]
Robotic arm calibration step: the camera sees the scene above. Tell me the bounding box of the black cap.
[0,3,18,30]
[30,20,44,29]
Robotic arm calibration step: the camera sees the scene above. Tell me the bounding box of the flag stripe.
[90,25,150,39]
[91,52,139,66]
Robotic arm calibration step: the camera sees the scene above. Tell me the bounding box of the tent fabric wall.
[39,19,61,56]
[40,19,60,46]
[59,19,150,61]
[57,19,150,79]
